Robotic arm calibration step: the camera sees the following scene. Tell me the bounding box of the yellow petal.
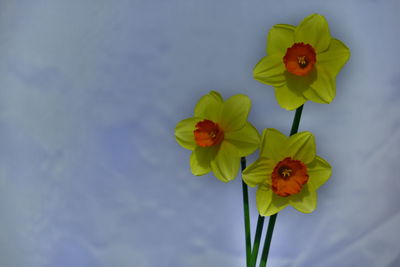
[194,91,223,121]
[253,55,287,87]
[224,122,260,157]
[318,38,350,76]
[302,86,328,104]
[294,14,331,53]
[307,156,332,190]
[242,157,274,187]
[175,117,201,150]
[288,184,317,213]
[307,64,336,103]
[219,94,251,131]
[285,132,316,164]
[267,24,295,56]
[256,185,289,216]
[274,83,307,111]
[210,141,240,182]
[190,146,217,176]
[302,39,349,104]
[259,128,286,161]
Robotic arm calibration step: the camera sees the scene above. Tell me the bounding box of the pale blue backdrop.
[0,0,399,266]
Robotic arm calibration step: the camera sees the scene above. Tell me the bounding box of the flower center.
[283,43,316,76]
[279,167,292,178]
[271,157,309,197]
[194,119,224,147]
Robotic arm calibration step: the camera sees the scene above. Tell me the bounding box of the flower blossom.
[243,128,331,215]
[254,14,350,110]
[175,91,260,182]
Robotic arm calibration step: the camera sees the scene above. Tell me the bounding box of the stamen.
[280,168,292,178]
[297,56,307,68]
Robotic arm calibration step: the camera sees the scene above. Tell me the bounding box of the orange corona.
[271,157,309,197]
[194,119,224,147]
[283,43,316,76]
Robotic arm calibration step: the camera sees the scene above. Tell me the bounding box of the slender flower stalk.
[251,215,265,266]
[241,157,252,267]
[290,105,304,135]
[259,214,278,267]
[258,105,304,267]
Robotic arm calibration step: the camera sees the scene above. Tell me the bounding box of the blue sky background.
[0,0,399,266]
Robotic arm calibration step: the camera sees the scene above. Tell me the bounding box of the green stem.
[258,104,304,267]
[290,105,304,136]
[251,215,265,266]
[259,214,278,267]
[241,157,252,267]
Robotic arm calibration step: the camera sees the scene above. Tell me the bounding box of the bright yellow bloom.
[242,128,331,215]
[175,91,260,182]
[253,14,350,110]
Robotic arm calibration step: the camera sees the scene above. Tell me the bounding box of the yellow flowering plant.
[253,14,350,110]
[174,91,260,182]
[174,13,349,267]
[243,128,332,216]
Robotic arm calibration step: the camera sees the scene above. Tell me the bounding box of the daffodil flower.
[242,128,331,215]
[254,14,350,110]
[175,91,260,182]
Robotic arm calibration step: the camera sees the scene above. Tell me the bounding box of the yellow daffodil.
[253,14,350,110]
[242,128,331,215]
[175,91,260,182]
